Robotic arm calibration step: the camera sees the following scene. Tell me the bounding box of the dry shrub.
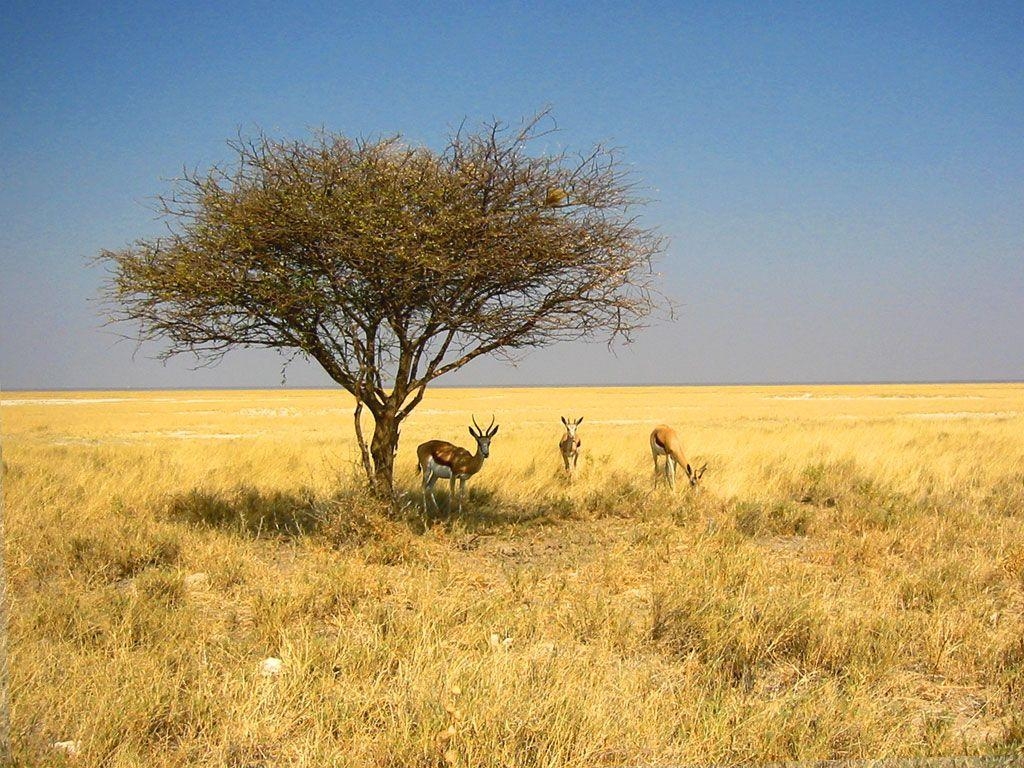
[733,498,814,537]
[163,486,322,538]
[984,473,1024,517]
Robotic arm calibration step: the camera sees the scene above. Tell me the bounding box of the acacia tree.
[100,113,665,498]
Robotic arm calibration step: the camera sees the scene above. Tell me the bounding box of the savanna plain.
[2,384,1023,767]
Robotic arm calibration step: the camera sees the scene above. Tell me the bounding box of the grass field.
[2,383,1023,766]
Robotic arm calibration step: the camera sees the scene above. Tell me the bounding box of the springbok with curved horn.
[559,416,583,478]
[417,415,499,513]
[650,424,706,491]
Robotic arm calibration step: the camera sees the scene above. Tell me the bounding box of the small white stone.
[52,740,82,756]
[489,633,512,651]
[260,657,283,677]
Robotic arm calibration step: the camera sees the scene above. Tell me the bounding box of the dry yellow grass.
[2,384,1023,766]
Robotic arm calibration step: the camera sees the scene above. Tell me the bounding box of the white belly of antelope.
[426,456,453,479]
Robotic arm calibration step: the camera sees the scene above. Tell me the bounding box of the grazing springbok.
[559,416,583,478]
[417,415,499,513]
[650,424,706,491]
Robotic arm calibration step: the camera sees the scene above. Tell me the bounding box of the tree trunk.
[352,401,374,487]
[368,409,402,504]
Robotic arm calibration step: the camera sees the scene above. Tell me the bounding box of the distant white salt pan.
[905,411,1018,420]
[2,396,242,407]
[239,408,299,417]
[46,431,258,445]
[50,437,135,446]
[154,430,252,440]
[766,394,984,402]
[1,397,132,406]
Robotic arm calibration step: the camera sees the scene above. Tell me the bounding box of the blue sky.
[1,1,1022,389]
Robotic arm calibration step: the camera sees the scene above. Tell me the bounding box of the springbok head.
[469,415,499,457]
[560,416,583,440]
[685,462,708,489]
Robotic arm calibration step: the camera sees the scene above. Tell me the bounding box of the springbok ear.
[698,463,708,478]
[489,425,499,437]
[576,417,583,425]
[561,416,568,426]
[469,426,478,438]
[685,463,693,477]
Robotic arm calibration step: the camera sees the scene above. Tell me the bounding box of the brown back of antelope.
[650,424,705,491]
[417,415,499,513]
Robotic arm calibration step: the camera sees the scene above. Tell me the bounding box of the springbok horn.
[486,414,496,436]
[471,415,482,437]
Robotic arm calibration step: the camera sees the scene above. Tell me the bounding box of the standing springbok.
[650,424,706,491]
[417,415,499,513]
[559,416,583,478]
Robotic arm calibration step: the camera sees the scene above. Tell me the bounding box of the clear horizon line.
[2,377,1024,394]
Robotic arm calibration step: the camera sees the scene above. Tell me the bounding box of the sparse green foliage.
[99,112,665,496]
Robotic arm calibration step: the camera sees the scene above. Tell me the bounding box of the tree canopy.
[100,112,666,497]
